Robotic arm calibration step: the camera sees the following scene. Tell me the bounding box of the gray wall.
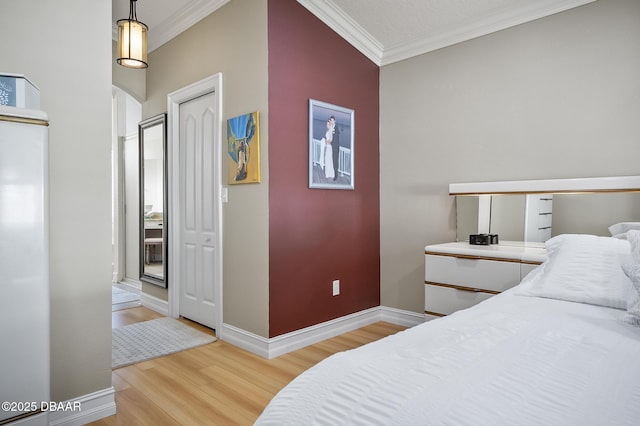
[0,0,113,401]
[553,192,640,237]
[489,195,526,241]
[380,0,640,313]
[142,0,270,336]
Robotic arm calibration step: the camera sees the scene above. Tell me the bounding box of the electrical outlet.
[332,279,340,296]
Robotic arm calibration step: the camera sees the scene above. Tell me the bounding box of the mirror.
[139,113,167,287]
[456,192,640,243]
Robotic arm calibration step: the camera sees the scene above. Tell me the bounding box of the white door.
[178,92,218,328]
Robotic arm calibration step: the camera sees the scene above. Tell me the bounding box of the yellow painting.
[227,111,260,184]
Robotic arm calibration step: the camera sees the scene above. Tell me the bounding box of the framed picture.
[308,99,354,190]
[227,111,261,184]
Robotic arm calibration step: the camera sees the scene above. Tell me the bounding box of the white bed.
[256,233,640,425]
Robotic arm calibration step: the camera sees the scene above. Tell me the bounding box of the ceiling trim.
[296,0,384,65]
[298,0,597,67]
[112,0,598,65]
[381,0,597,65]
[112,0,231,52]
[149,0,231,51]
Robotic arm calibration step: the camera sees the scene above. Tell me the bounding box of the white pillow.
[621,230,640,326]
[516,234,632,309]
[608,222,640,237]
[626,230,640,262]
[621,263,640,326]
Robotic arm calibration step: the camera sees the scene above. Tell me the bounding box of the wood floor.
[91,307,406,425]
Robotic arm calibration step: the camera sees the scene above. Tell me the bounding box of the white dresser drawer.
[538,198,553,214]
[424,242,546,317]
[425,284,493,316]
[538,213,553,228]
[425,254,521,293]
[144,219,163,229]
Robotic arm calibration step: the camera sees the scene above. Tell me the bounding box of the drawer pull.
[456,287,483,293]
[425,281,500,295]
[425,251,522,263]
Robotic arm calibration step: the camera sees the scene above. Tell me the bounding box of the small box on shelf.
[469,233,499,245]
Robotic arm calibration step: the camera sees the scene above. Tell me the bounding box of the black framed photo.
[308,99,354,190]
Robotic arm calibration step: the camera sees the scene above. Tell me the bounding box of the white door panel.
[178,92,218,329]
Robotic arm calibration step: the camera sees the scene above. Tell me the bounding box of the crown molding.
[296,0,384,65]
[112,0,231,52]
[112,0,597,64]
[380,0,597,65]
[299,0,596,67]
[149,0,231,51]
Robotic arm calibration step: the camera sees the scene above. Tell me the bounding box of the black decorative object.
[469,234,499,245]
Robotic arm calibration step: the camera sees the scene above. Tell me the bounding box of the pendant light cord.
[129,0,138,22]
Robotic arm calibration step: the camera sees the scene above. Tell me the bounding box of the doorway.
[111,86,143,298]
[167,74,223,332]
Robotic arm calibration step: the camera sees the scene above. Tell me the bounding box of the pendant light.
[117,0,148,69]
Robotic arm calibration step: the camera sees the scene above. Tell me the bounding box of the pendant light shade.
[117,0,148,69]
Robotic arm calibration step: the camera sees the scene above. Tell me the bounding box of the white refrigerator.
[0,105,50,425]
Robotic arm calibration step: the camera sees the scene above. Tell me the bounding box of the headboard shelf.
[450,175,640,196]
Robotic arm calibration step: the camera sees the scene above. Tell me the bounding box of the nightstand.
[424,241,547,319]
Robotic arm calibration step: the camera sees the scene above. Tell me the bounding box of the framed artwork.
[227,111,261,184]
[308,99,354,190]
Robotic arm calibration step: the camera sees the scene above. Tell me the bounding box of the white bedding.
[256,289,640,425]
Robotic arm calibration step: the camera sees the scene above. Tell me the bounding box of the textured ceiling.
[112,0,596,65]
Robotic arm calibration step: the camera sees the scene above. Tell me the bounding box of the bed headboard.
[450,176,640,243]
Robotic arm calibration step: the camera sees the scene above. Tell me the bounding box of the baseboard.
[116,278,141,293]
[220,306,426,359]
[47,387,115,426]
[378,306,427,327]
[112,301,141,312]
[220,324,270,358]
[140,292,169,316]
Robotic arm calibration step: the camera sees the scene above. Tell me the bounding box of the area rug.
[112,286,140,311]
[112,317,217,369]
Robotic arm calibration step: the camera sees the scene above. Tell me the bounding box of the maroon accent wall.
[267,0,380,337]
